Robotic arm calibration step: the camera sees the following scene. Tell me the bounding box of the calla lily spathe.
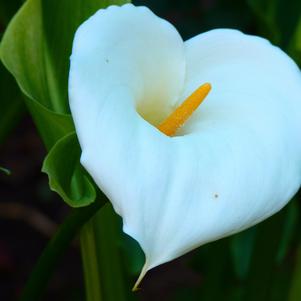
[69,3,301,286]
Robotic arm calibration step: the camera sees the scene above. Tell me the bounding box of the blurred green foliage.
[247,0,300,47]
[42,132,97,207]
[0,1,25,144]
[1,0,129,300]
[0,63,24,143]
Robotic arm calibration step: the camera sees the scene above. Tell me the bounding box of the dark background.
[0,0,300,300]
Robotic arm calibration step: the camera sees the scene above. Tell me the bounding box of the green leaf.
[0,0,130,113]
[243,209,287,301]
[288,18,301,65]
[0,0,130,148]
[0,1,25,145]
[25,97,74,150]
[247,0,281,44]
[0,62,24,144]
[1,0,76,150]
[230,227,256,280]
[42,132,96,207]
[276,200,298,263]
[81,204,129,301]
[0,166,10,175]
[0,0,131,207]
[41,0,130,113]
[1,0,59,111]
[120,233,145,276]
[288,245,301,301]
[248,0,301,49]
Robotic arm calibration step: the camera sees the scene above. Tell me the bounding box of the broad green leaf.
[41,0,130,113]
[1,0,75,150]
[0,0,130,149]
[0,0,58,111]
[1,0,130,207]
[0,62,24,144]
[0,0,130,113]
[42,132,96,207]
[25,97,74,150]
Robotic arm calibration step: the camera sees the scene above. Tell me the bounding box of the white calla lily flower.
[69,3,301,289]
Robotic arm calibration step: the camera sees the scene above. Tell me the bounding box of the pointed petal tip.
[132,262,150,292]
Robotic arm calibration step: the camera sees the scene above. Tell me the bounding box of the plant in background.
[0,0,301,300]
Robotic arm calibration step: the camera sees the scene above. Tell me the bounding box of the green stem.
[80,220,103,301]
[80,204,128,301]
[19,200,102,301]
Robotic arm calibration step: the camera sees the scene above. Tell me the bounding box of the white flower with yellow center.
[69,4,301,289]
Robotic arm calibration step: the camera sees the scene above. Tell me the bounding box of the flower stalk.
[80,204,128,301]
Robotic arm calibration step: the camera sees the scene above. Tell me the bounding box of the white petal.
[167,29,301,255]
[69,4,186,266]
[69,3,185,137]
[69,5,301,285]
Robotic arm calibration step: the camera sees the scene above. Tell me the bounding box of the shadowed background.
[0,0,301,300]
